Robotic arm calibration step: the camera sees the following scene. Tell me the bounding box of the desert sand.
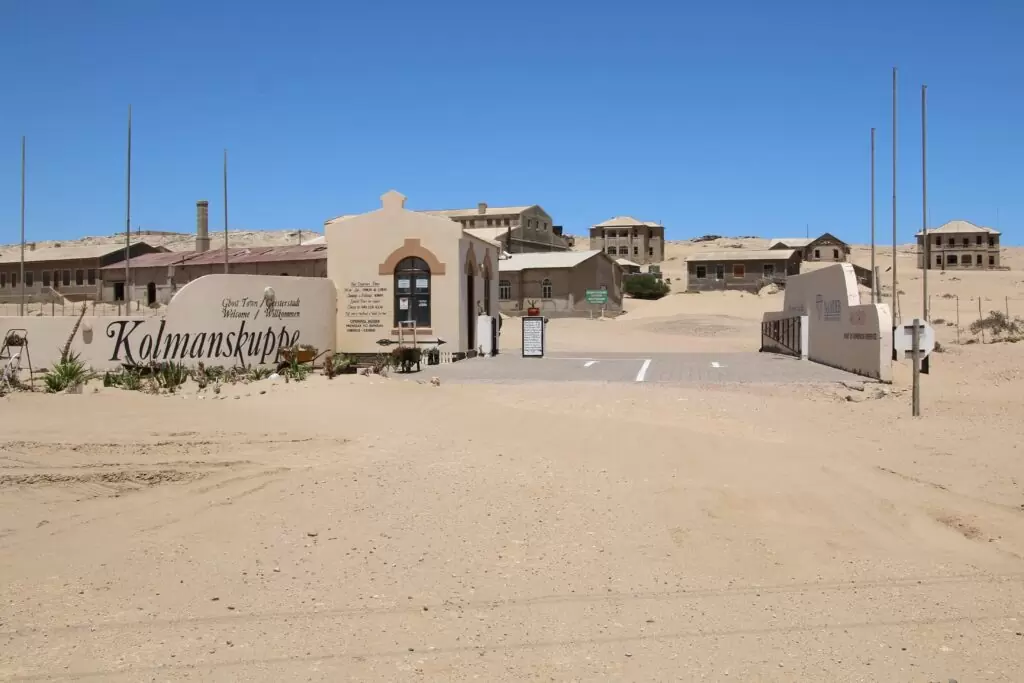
[2,234,1024,681]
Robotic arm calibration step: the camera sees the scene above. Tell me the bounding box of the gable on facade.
[806,232,849,252]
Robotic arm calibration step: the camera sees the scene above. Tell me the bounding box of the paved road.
[430,351,865,385]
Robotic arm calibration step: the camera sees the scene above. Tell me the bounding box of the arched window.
[395,257,431,327]
[541,278,553,300]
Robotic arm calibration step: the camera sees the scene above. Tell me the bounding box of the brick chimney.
[477,202,487,215]
[195,200,210,252]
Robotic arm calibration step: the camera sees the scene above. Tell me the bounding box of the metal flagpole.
[891,68,898,321]
[20,136,26,316]
[921,84,929,321]
[870,127,876,304]
[223,149,229,274]
[125,105,133,308]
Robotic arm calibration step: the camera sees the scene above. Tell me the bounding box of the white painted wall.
[0,275,336,372]
[768,263,893,381]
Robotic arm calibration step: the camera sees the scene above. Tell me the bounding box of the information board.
[522,316,545,358]
[585,289,608,305]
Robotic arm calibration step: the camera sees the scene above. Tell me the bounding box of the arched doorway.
[146,282,156,306]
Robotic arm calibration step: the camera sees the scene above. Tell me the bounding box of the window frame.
[75,269,85,286]
[763,263,775,278]
[498,279,511,301]
[695,265,707,280]
[732,264,746,278]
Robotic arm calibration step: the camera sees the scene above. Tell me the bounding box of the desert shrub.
[151,362,190,392]
[391,347,422,373]
[43,352,92,393]
[624,274,670,300]
[104,367,144,391]
[941,293,957,299]
[282,355,310,382]
[933,341,945,353]
[970,310,1023,338]
[245,366,273,382]
[932,318,947,325]
[191,363,226,389]
[365,352,394,376]
[324,353,354,378]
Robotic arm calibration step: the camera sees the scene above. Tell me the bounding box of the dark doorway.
[466,274,476,351]
[146,282,156,306]
[113,282,125,302]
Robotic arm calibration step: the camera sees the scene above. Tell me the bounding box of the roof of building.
[102,245,328,270]
[915,220,1000,236]
[687,249,798,263]
[422,205,536,218]
[498,250,602,273]
[615,258,641,267]
[99,250,199,270]
[465,226,511,242]
[768,237,814,249]
[322,214,359,227]
[0,241,163,265]
[592,216,662,228]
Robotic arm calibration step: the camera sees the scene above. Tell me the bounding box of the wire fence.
[0,300,165,317]
[925,294,1024,344]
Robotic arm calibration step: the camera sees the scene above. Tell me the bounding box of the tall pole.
[125,105,132,308]
[911,318,921,417]
[921,84,929,321]
[870,127,876,304]
[19,136,26,316]
[891,68,898,321]
[223,149,229,274]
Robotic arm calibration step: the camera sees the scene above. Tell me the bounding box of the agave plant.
[154,362,189,392]
[43,352,92,394]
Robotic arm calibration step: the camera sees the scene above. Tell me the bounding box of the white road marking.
[711,361,722,368]
[584,360,598,368]
[635,359,652,382]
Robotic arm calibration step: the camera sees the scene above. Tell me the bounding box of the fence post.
[1006,296,1010,320]
[955,295,960,345]
[978,298,985,343]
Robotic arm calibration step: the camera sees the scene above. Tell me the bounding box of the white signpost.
[893,319,935,417]
[522,316,545,358]
[892,320,935,361]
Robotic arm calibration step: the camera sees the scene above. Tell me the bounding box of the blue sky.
[1,0,1021,244]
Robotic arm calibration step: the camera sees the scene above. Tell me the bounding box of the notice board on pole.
[522,316,545,358]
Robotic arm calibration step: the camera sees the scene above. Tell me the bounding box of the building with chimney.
[100,200,328,305]
[588,216,665,265]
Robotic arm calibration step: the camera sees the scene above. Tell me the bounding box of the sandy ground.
[3,309,1024,681]
[2,233,1024,680]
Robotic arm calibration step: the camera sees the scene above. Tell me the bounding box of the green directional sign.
[585,289,608,305]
